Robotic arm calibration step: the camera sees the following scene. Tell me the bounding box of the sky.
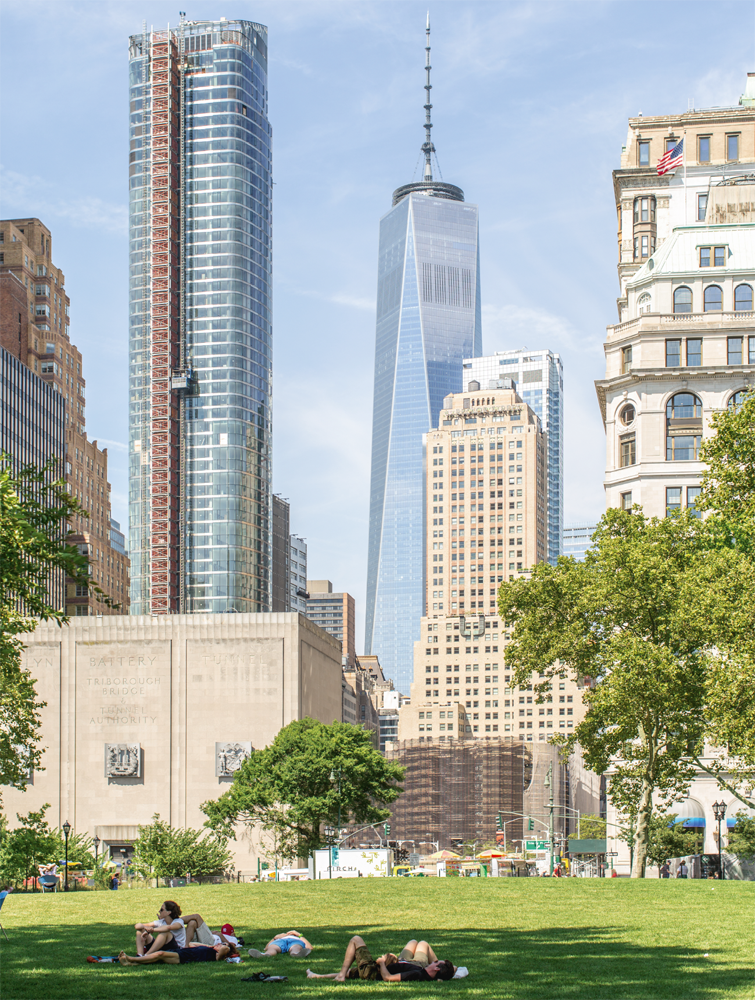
[1,0,753,651]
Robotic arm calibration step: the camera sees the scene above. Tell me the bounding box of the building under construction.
[381,739,598,853]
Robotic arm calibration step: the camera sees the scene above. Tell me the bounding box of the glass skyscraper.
[364,185,482,693]
[463,350,563,563]
[128,19,272,614]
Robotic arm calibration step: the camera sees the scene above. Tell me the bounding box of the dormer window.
[638,293,651,314]
[700,246,726,267]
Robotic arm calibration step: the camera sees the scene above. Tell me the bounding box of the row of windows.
[622,337,755,373]
[619,391,748,466]
[637,133,740,167]
[620,487,702,517]
[673,284,753,313]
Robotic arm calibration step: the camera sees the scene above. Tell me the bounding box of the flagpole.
[683,129,687,223]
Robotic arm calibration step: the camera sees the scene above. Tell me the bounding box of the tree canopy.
[130,814,233,880]
[498,507,755,877]
[201,718,404,862]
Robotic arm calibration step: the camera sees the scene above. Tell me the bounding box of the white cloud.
[291,285,376,311]
[482,303,604,358]
[0,167,127,235]
[96,438,128,452]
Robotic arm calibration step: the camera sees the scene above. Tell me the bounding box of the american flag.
[657,137,684,176]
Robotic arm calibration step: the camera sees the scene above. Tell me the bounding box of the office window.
[638,293,651,314]
[700,247,711,267]
[687,487,702,518]
[666,488,682,516]
[620,404,636,426]
[697,194,708,221]
[704,286,722,312]
[666,340,682,367]
[698,136,711,163]
[728,390,747,412]
[728,337,743,365]
[727,134,739,161]
[714,246,726,267]
[686,339,702,366]
[641,235,648,258]
[734,284,753,311]
[665,137,678,153]
[751,337,755,364]
[638,141,650,166]
[633,196,656,223]
[666,393,702,461]
[619,434,636,467]
[633,237,639,260]
[622,345,633,373]
[674,287,692,313]
[620,491,633,511]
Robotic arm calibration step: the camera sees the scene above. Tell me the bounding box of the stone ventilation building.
[0,218,129,615]
[598,80,755,519]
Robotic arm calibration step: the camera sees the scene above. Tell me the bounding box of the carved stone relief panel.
[105,743,141,777]
[215,742,252,777]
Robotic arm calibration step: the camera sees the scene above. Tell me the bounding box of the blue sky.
[1,0,752,650]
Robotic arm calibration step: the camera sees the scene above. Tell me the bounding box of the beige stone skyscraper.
[392,378,589,746]
[427,378,547,611]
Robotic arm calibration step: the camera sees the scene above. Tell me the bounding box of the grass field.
[0,879,752,999]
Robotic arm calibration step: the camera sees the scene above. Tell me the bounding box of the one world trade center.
[364,18,482,693]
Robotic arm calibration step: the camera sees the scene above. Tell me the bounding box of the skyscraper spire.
[422,12,435,182]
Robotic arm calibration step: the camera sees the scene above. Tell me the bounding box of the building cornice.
[595,366,755,423]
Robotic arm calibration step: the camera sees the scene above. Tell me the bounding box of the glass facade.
[128,20,272,614]
[464,350,563,564]
[562,523,596,562]
[365,189,482,694]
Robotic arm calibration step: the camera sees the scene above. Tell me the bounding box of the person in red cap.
[183,912,244,949]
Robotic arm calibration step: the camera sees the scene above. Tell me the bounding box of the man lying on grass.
[306,935,455,982]
[118,942,236,966]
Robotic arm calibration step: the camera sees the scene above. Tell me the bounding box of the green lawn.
[0,879,752,999]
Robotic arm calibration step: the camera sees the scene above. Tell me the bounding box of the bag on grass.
[241,972,289,982]
[86,956,118,964]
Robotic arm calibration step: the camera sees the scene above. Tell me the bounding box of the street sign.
[525,840,548,850]
[607,852,619,857]
[408,853,421,866]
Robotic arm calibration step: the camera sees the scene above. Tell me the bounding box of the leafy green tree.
[726,811,755,860]
[498,507,755,878]
[698,389,755,553]
[131,814,233,880]
[0,458,117,790]
[0,804,61,885]
[619,812,703,874]
[201,718,404,862]
[567,814,606,840]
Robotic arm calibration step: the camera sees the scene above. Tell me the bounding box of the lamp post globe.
[62,821,71,891]
[712,801,727,880]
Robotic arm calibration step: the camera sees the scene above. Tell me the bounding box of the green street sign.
[525,840,548,850]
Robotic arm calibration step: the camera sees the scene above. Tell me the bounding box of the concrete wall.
[6,613,342,869]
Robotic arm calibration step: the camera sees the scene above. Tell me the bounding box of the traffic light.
[496,814,502,831]
[527,818,534,831]
[384,822,391,837]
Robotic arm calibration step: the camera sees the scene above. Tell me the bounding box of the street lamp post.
[712,801,727,880]
[93,834,100,873]
[62,821,71,892]
[544,763,554,875]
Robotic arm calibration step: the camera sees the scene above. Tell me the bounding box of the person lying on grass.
[183,913,243,949]
[118,942,236,966]
[306,935,455,982]
[134,900,186,955]
[248,930,313,959]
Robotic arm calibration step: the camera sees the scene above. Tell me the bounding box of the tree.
[0,804,61,886]
[498,507,755,878]
[201,718,405,863]
[567,814,606,840]
[0,458,117,790]
[130,814,233,880]
[698,389,755,553]
[618,811,703,875]
[726,811,755,860]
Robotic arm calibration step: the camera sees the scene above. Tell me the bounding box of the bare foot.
[306,969,320,978]
[248,948,265,958]
[118,952,130,966]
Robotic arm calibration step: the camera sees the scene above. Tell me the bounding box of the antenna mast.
[422,12,434,182]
